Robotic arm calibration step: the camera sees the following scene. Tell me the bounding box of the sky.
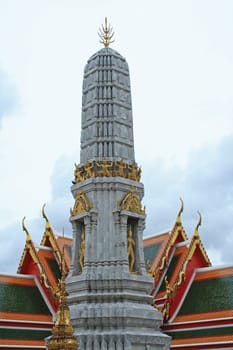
[0,0,233,273]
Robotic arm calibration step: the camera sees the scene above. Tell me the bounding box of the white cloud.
[0,0,233,272]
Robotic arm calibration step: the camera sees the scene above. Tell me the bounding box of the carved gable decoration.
[71,191,93,216]
[119,189,145,215]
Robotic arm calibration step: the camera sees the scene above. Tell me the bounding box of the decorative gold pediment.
[71,191,92,216]
[119,189,145,215]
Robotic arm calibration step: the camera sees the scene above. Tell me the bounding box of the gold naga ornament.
[19,217,54,296]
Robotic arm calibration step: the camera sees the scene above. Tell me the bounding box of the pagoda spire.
[67,20,170,349]
[46,244,79,350]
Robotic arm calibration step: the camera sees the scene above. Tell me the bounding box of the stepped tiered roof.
[0,203,232,349]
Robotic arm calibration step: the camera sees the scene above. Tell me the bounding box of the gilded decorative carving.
[41,204,62,265]
[146,260,156,277]
[47,247,79,350]
[162,276,177,322]
[175,211,210,288]
[119,189,145,215]
[127,224,136,273]
[71,191,93,216]
[79,227,85,272]
[98,17,115,48]
[19,217,53,294]
[73,160,141,183]
[159,199,187,273]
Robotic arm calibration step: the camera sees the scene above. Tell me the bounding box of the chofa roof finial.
[176,197,184,224]
[194,211,202,239]
[42,203,51,230]
[98,17,115,47]
[22,216,31,242]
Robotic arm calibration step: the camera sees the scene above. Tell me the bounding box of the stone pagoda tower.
[66,18,170,349]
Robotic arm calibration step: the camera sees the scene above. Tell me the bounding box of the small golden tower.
[46,244,79,350]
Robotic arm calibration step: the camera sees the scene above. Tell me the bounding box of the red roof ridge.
[17,217,55,300]
[40,204,70,272]
[152,200,188,283]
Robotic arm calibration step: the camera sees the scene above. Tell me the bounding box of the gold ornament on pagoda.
[79,227,85,272]
[119,189,145,215]
[98,17,115,47]
[73,160,141,184]
[127,224,136,273]
[71,191,93,216]
[47,246,79,350]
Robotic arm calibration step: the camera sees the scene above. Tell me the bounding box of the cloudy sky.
[0,0,233,273]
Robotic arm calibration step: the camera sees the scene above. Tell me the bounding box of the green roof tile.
[166,325,233,339]
[178,276,233,315]
[65,244,72,259]
[159,254,180,292]
[47,258,61,281]
[144,242,162,264]
[0,282,51,314]
[0,328,51,340]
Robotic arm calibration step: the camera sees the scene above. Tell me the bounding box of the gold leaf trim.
[71,191,93,216]
[119,189,145,215]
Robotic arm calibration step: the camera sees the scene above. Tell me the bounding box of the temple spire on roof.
[46,244,79,350]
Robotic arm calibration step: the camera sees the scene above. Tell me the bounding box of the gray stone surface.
[80,47,135,164]
[66,47,170,349]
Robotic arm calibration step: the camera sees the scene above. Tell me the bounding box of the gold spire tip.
[98,17,115,47]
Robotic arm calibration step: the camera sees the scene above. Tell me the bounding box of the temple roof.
[174,265,233,322]
[1,203,232,349]
[0,274,53,348]
[164,266,233,349]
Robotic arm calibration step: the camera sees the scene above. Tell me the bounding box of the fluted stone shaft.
[80,47,135,163]
[67,46,170,350]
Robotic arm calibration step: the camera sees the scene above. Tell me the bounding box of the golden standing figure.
[127,162,137,181]
[127,225,135,272]
[136,166,142,181]
[96,159,112,177]
[85,161,95,179]
[117,159,125,177]
[75,164,85,182]
[79,227,85,272]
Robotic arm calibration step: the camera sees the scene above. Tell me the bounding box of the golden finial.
[98,17,115,47]
[42,203,51,230]
[176,197,184,224]
[194,211,202,239]
[47,227,79,350]
[61,227,66,275]
[22,216,31,242]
